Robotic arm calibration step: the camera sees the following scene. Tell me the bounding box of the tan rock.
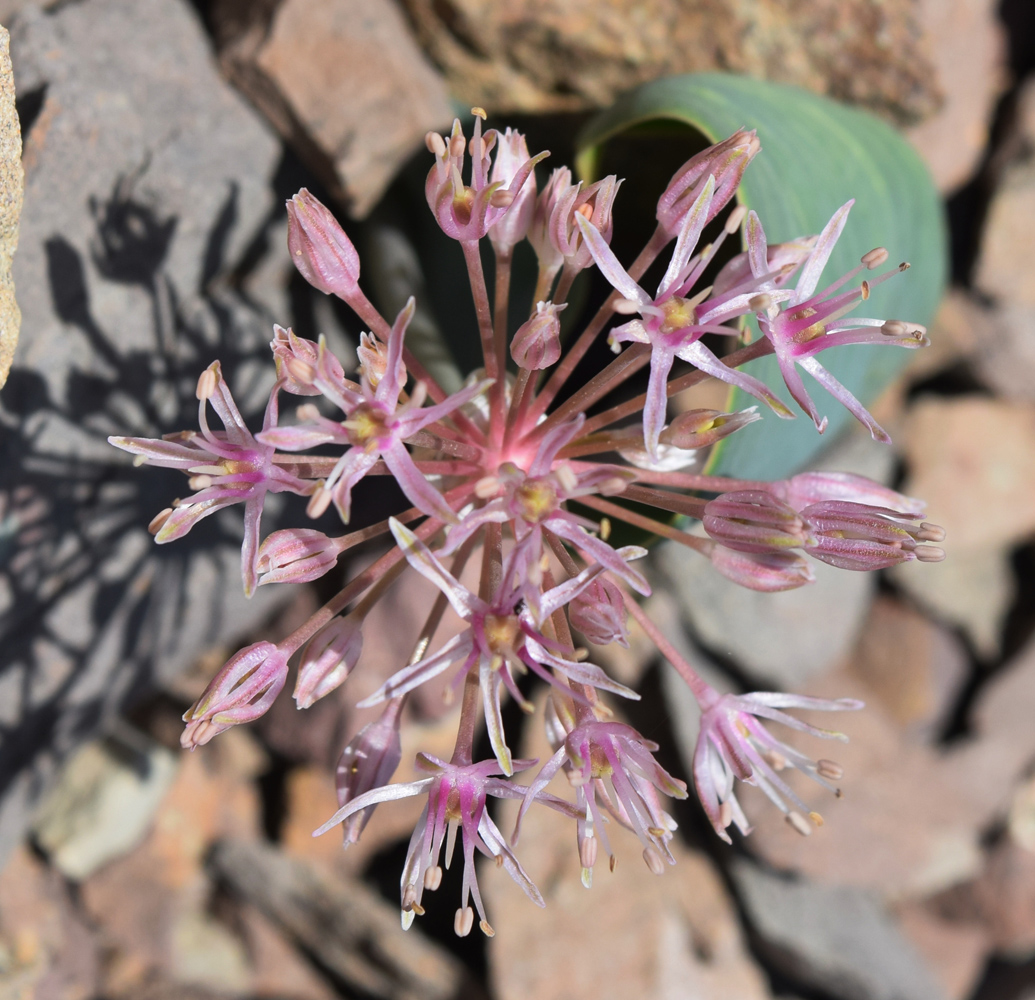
[894,901,990,1000]
[899,395,1035,551]
[904,0,1006,192]
[0,24,21,389]
[402,0,940,122]
[849,595,968,742]
[221,0,453,217]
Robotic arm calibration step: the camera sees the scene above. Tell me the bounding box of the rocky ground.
[1,0,1035,998]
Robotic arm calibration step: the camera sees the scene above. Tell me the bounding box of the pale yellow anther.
[809,811,825,827]
[286,358,316,384]
[861,247,889,269]
[613,298,641,315]
[718,800,733,828]
[599,517,611,541]
[785,811,812,836]
[725,204,748,234]
[196,367,217,401]
[426,131,447,157]
[471,106,487,119]
[148,508,173,535]
[480,919,495,937]
[188,474,213,491]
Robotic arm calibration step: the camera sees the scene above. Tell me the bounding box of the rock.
[0,24,22,389]
[946,633,1035,826]
[219,0,453,218]
[976,303,1035,403]
[741,667,982,901]
[904,288,986,380]
[209,838,473,1000]
[848,596,969,743]
[889,546,1013,659]
[0,0,286,867]
[731,858,947,1000]
[401,0,940,121]
[32,728,178,880]
[0,844,101,1000]
[904,0,1006,192]
[894,902,989,1000]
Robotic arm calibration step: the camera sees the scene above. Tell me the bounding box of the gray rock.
[0,0,288,866]
[655,426,889,688]
[32,727,177,880]
[731,858,947,1000]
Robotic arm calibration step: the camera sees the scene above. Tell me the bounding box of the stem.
[493,248,513,386]
[576,494,711,552]
[461,240,502,415]
[552,265,576,306]
[621,589,711,701]
[619,483,708,518]
[626,468,771,493]
[532,263,559,307]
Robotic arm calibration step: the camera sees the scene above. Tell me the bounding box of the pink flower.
[511,300,565,370]
[255,528,341,587]
[286,188,361,299]
[569,575,629,646]
[295,614,364,709]
[693,687,862,842]
[576,186,793,457]
[258,300,490,524]
[360,519,643,774]
[752,202,929,441]
[315,754,572,936]
[109,363,310,595]
[489,128,539,253]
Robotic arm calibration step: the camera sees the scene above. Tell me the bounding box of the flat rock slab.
[731,858,947,1000]
[0,0,286,866]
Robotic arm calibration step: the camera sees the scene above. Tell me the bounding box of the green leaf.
[576,73,947,480]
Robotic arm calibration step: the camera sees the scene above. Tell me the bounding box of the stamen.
[480,919,495,937]
[816,759,844,781]
[449,133,466,159]
[306,485,333,519]
[725,204,748,233]
[915,545,946,563]
[188,475,213,491]
[148,508,173,535]
[425,131,446,157]
[861,247,889,269]
[613,298,641,315]
[860,280,870,300]
[749,294,773,312]
[580,835,598,869]
[610,855,617,873]
[296,403,321,421]
[196,367,217,401]
[471,106,487,119]
[785,811,812,836]
[599,517,611,541]
[809,811,824,827]
[286,358,316,384]
[489,188,514,208]
[718,801,733,828]
[642,846,666,875]
[917,522,946,542]
[423,865,443,891]
[454,906,475,937]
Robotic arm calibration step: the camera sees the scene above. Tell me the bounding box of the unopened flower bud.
[659,407,761,450]
[703,490,811,553]
[256,528,341,587]
[296,615,364,709]
[286,188,361,299]
[511,300,566,370]
[656,130,759,238]
[271,325,346,396]
[569,576,630,646]
[334,697,404,844]
[551,174,621,273]
[709,545,815,592]
[181,642,289,748]
[489,128,537,252]
[801,500,947,570]
[775,471,925,515]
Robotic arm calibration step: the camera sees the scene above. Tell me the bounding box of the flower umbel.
[115,111,943,937]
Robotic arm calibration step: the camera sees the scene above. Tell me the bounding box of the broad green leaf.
[577,73,947,480]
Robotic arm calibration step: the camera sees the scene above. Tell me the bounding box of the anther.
[766,749,788,771]
[600,476,629,496]
[306,485,333,519]
[573,647,589,662]
[809,811,825,827]
[719,801,733,828]
[860,280,870,300]
[296,403,321,421]
[915,545,946,563]
[480,919,495,937]
[899,261,910,271]
[725,204,748,233]
[454,906,475,937]
[133,454,147,467]
[196,367,217,401]
[402,885,418,910]
[580,836,598,869]
[148,508,173,535]
[449,133,466,159]
[609,855,617,873]
[816,759,844,781]
[576,203,593,221]
[599,517,611,541]
[881,320,910,337]
[613,298,641,314]
[425,131,447,157]
[861,247,889,269]
[495,853,504,868]
[555,464,578,493]
[286,358,316,384]
[188,474,213,491]
[423,865,443,891]
[642,846,666,875]
[785,811,812,836]
[471,106,487,119]
[748,294,772,312]
[474,476,501,499]
[489,188,514,208]
[917,522,946,542]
